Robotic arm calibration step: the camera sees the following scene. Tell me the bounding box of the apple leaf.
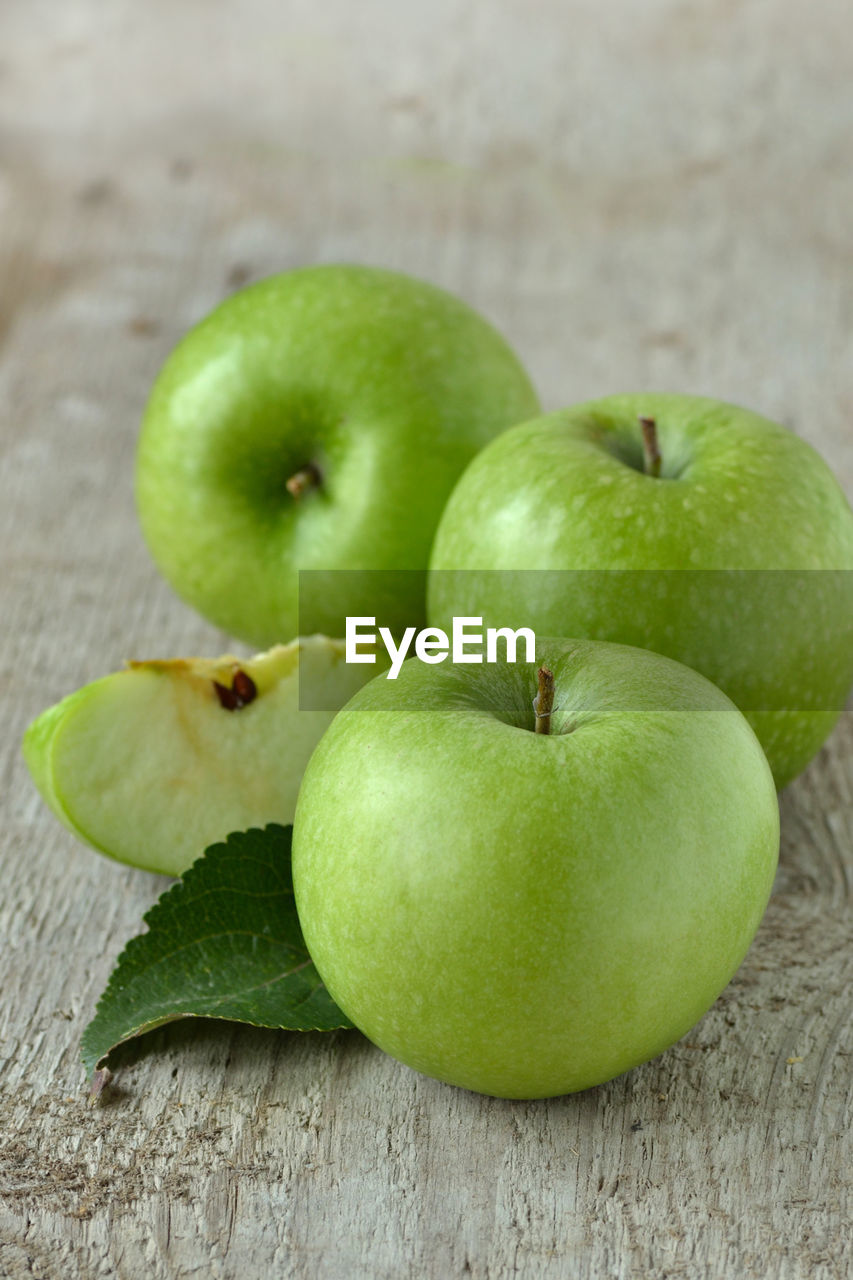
[80,824,351,1077]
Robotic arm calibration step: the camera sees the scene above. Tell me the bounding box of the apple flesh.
[23,636,379,876]
[292,640,780,1099]
[135,264,540,647]
[428,393,853,787]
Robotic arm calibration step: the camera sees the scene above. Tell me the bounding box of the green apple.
[22,636,380,876]
[292,640,779,1099]
[428,393,853,788]
[135,264,540,646]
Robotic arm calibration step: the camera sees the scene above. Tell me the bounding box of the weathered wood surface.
[1,2,850,1276]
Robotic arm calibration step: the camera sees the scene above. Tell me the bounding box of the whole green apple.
[292,640,779,1099]
[22,636,381,876]
[136,264,539,646]
[428,393,853,788]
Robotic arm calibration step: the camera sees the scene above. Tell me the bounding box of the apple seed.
[213,669,257,711]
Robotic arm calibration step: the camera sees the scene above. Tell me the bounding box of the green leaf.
[81,824,351,1076]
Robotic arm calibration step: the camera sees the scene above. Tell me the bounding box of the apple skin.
[428,393,853,788]
[292,640,779,1099]
[22,637,381,876]
[135,264,540,647]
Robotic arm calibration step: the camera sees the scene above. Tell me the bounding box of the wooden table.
[2,3,850,1275]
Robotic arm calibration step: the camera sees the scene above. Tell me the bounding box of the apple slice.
[23,636,377,876]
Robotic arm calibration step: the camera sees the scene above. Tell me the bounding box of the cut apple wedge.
[23,636,380,876]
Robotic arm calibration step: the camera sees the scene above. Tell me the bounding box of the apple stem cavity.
[286,463,322,499]
[534,667,555,735]
[639,416,662,478]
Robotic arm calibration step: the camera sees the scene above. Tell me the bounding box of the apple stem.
[89,1066,112,1102]
[534,667,555,735]
[286,463,322,499]
[639,416,662,478]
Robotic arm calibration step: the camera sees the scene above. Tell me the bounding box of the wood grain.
[1,2,850,1276]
